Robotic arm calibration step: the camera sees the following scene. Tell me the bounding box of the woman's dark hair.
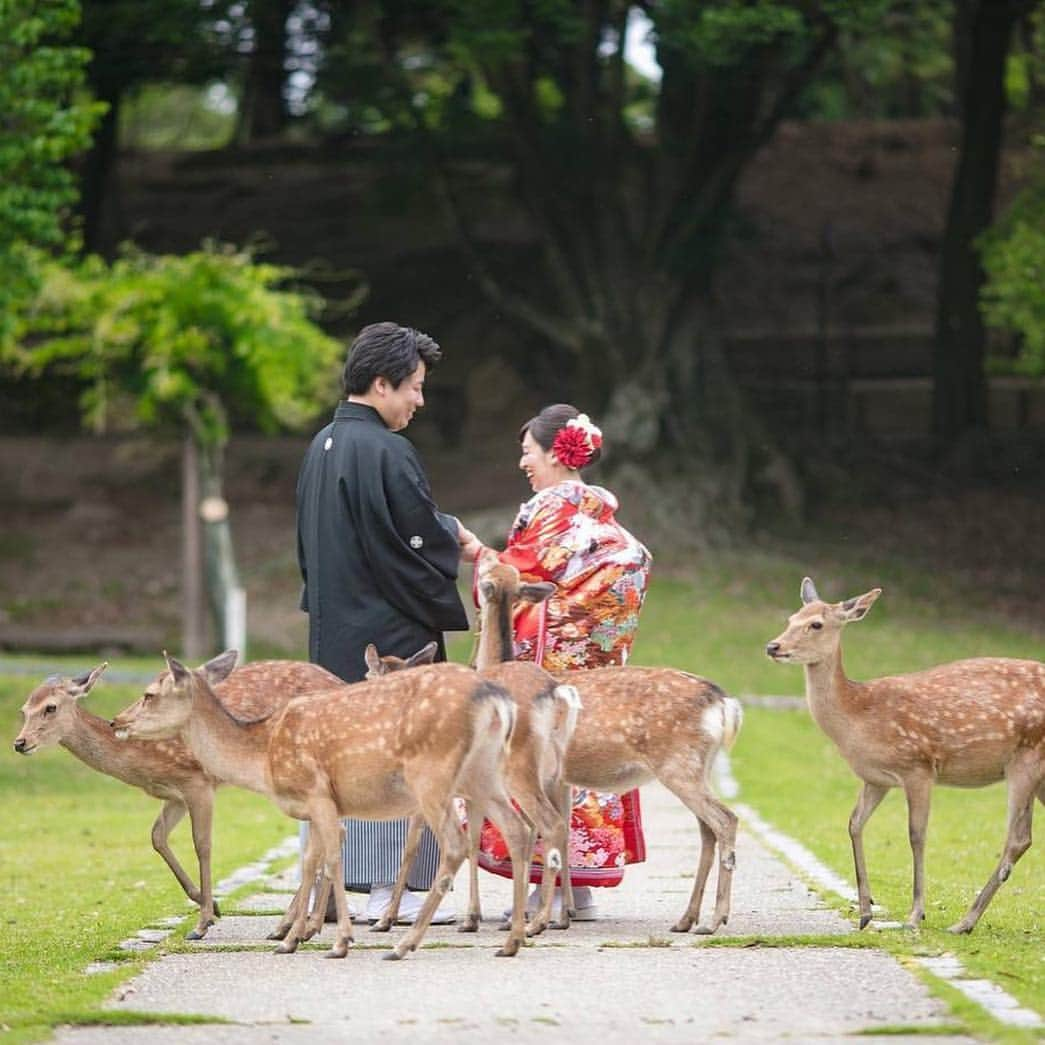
[519,403,603,466]
[342,322,442,395]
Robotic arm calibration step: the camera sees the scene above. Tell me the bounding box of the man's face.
[374,361,426,431]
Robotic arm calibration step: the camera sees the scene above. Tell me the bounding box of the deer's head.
[13,663,108,754]
[765,577,882,666]
[112,649,238,741]
[476,548,556,613]
[363,641,439,680]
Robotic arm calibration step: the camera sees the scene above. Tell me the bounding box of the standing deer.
[365,638,580,936]
[111,653,533,960]
[12,658,341,939]
[766,577,1045,933]
[473,551,743,935]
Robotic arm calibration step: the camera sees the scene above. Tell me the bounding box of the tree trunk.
[932,0,1022,448]
[237,0,291,141]
[78,90,120,255]
[197,438,247,659]
[181,435,208,660]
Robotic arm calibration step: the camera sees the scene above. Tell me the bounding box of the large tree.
[931,0,1034,449]
[312,1,891,519]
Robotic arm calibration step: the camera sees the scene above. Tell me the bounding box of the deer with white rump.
[766,577,1045,933]
[473,549,743,934]
[13,658,340,939]
[365,627,581,936]
[111,652,532,960]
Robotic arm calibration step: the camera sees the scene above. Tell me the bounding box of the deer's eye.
[44,704,57,714]
[810,621,823,630]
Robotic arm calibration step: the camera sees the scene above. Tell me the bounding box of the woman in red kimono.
[464,403,652,919]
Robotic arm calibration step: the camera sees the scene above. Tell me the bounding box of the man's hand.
[457,522,483,562]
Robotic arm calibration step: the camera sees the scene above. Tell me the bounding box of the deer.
[766,576,1045,933]
[110,652,533,960]
[364,628,581,937]
[12,657,342,939]
[470,548,744,935]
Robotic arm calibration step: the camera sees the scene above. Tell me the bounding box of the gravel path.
[53,783,980,1044]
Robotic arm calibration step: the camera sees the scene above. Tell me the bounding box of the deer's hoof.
[267,927,290,941]
[496,942,520,958]
[382,949,405,961]
[693,924,714,935]
[858,913,872,930]
[457,918,479,934]
[369,919,392,933]
[274,940,298,954]
[669,921,692,934]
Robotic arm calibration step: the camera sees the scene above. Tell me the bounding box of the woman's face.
[519,428,561,492]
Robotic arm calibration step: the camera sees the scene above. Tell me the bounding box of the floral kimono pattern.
[478,480,651,887]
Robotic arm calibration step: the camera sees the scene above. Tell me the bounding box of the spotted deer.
[111,653,532,960]
[473,549,743,934]
[766,577,1045,933]
[12,658,341,939]
[365,632,581,936]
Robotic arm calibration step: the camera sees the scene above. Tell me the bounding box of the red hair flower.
[552,413,603,469]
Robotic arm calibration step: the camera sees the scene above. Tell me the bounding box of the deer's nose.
[765,642,781,657]
[13,738,26,753]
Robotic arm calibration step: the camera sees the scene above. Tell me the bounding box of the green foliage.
[6,243,346,448]
[981,161,1045,376]
[0,0,103,348]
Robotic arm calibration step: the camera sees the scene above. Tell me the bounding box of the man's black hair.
[343,322,442,395]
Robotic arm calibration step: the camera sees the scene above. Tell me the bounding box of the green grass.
[731,706,1044,1038]
[0,674,292,1042]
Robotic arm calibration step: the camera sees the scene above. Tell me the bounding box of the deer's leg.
[525,790,568,937]
[848,781,888,928]
[183,785,218,940]
[150,800,199,903]
[557,783,575,919]
[310,804,354,958]
[949,760,1038,934]
[274,825,323,951]
[902,774,933,929]
[303,819,344,939]
[671,819,716,934]
[388,801,467,961]
[371,812,425,932]
[662,771,738,934]
[483,790,533,958]
[459,802,483,934]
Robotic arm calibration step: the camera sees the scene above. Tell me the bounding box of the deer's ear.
[519,581,556,604]
[364,644,382,673]
[201,649,238,685]
[164,651,191,685]
[839,588,882,623]
[406,641,438,667]
[70,662,109,698]
[800,577,820,604]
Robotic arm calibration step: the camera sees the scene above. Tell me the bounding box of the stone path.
[53,783,988,1043]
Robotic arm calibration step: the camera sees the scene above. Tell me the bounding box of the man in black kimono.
[296,321,474,924]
